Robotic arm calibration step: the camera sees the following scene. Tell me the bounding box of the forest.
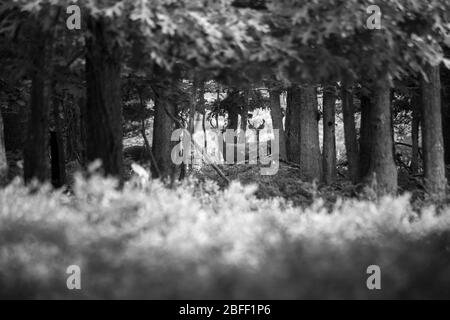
[0,0,450,299]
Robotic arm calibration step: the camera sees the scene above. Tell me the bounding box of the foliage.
[265,0,450,83]
[1,172,450,299]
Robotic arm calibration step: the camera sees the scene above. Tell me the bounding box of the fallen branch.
[395,142,423,158]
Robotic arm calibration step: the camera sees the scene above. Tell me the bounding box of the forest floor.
[196,163,449,211]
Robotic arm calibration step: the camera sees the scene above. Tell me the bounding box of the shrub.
[0,172,449,299]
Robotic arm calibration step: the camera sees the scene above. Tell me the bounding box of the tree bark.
[366,76,398,195]
[359,92,372,180]
[224,91,240,163]
[299,85,322,182]
[227,99,240,131]
[285,86,301,163]
[199,82,207,152]
[0,110,7,182]
[50,94,66,188]
[410,89,421,174]
[78,96,87,166]
[441,62,450,175]
[85,17,123,178]
[152,86,177,181]
[341,78,360,183]
[241,90,249,132]
[64,98,81,163]
[322,85,337,184]
[24,29,50,183]
[188,79,198,170]
[269,89,287,161]
[421,64,447,197]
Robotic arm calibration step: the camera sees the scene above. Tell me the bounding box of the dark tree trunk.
[441,62,450,175]
[188,79,198,170]
[269,89,287,161]
[50,95,66,188]
[341,78,359,183]
[299,85,322,182]
[202,111,207,152]
[0,110,7,182]
[78,96,87,166]
[359,92,373,180]
[322,85,337,184]
[240,90,249,163]
[152,87,177,181]
[390,90,396,163]
[50,132,65,188]
[188,82,196,136]
[241,90,249,132]
[64,97,82,164]
[366,76,397,195]
[199,82,207,152]
[421,64,447,197]
[85,17,123,178]
[24,30,50,183]
[285,86,301,163]
[227,101,239,130]
[411,89,421,174]
[224,91,239,164]
[2,111,27,152]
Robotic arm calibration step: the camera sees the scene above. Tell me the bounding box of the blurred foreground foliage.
[0,170,450,299]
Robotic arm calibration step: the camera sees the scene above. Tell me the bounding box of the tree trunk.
[2,110,27,153]
[188,79,198,170]
[366,76,397,195]
[64,97,81,163]
[269,89,287,161]
[359,92,372,180]
[0,110,7,182]
[240,90,249,163]
[189,80,197,135]
[410,89,421,174]
[390,90,396,163]
[224,92,239,164]
[421,64,447,197]
[441,62,450,176]
[341,78,359,183]
[285,86,301,163]
[241,90,249,132]
[299,85,322,182]
[24,30,50,183]
[152,86,177,181]
[50,95,66,188]
[199,82,207,152]
[78,96,87,166]
[322,85,337,184]
[85,17,123,178]
[227,101,239,130]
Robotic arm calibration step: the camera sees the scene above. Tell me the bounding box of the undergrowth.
[0,169,450,299]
